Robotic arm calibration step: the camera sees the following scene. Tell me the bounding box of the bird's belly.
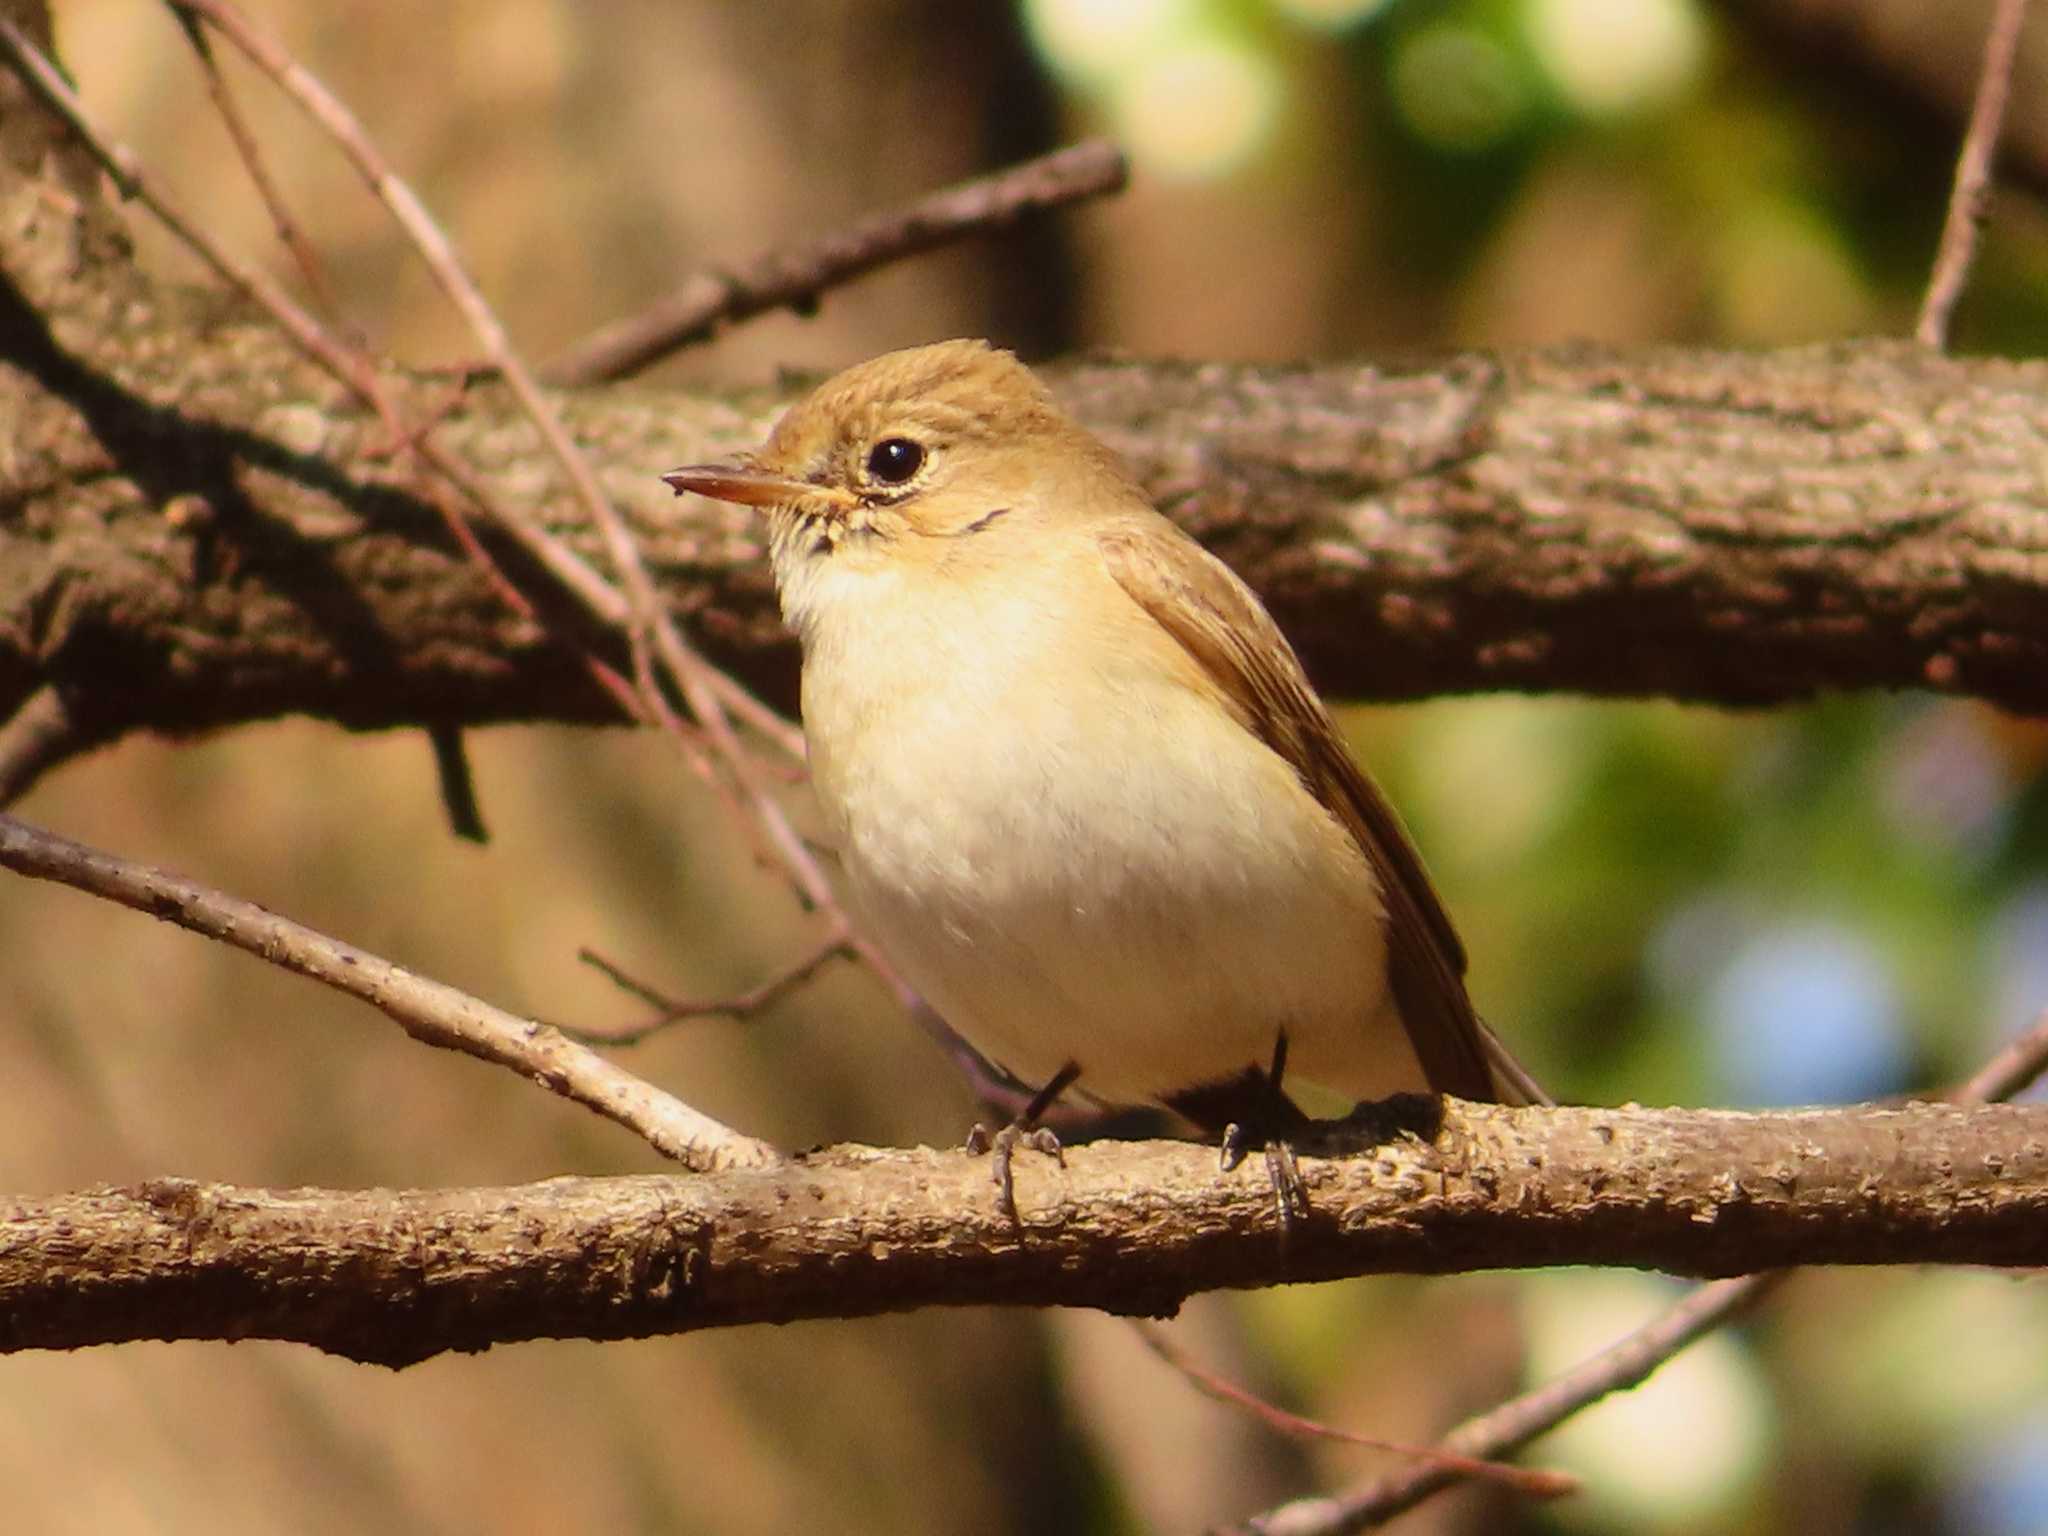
[819,672,1415,1107]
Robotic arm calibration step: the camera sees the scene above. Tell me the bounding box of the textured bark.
[4,1098,2044,1367]
[10,152,2048,767]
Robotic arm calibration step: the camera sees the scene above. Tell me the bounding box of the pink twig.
[1131,1324,1575,1502]
[168,0,829,907]
[1915,0,2032,348]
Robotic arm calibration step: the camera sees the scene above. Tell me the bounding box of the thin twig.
[1131,1325,1576,1501]
[170,10,343,323]
[10,3,994,1167]
[22,3,830,818]
[542,139,1129,386]
[1954,1005,2048,1103]
[571,932,852,1045]
[160,4,645,595]
[405,459,655,733]
[648,616,834,902]
[1235,1006,2048,1535]
[0,16,385,418]
[1915,0,2032,348]
[1236,1274,1781,1536]
[0,15,652,738]
[0,813,780,1171]
[168,0,831,911]
[19,3,786,782]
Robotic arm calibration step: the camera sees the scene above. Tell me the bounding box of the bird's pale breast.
[792,547,1424,1109]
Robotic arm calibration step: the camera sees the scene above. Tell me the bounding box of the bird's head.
[664,339,1128,588]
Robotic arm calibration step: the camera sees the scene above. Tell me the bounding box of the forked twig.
[165,0,832,914]
[572,932,852,1045]
[170,9,342,323]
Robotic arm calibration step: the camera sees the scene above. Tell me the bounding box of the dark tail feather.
[1480,1019,1553,1108]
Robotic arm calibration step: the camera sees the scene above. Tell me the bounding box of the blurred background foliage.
[6,0,2048,1531]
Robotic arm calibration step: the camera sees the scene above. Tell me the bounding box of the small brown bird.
[667,340,1522,1209]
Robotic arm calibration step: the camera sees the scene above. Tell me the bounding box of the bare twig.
[541,139,1129,386]
[11,4,821,1144]
[1130,1325,1576,1502]
[1237,1274,1781,1536]
[0,14,654,737]
[167,0,832,915]
[1236,1008,2048,1535]
[170,9,343,323]
[573,931,852,1045]
[1915,0,2033,348]
[0,16,385,415]
[646,614,834,900]
[401,459,654,733]
[1953,1006,2048,1103]
[14,0,793,808]
[161,4,644,595]
[0,813,780,1172]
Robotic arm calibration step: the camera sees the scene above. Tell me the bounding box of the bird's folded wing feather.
[1097,520,1499,1103]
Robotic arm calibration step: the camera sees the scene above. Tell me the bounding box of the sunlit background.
[8,0,2048,1531]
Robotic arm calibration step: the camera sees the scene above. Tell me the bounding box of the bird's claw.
[967,1120,1065,1225]
[1221,1120,1310,1230]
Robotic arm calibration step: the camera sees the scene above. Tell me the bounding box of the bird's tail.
[1480,1019,1554,1108]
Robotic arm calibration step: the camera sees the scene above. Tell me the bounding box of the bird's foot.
[966,1060,1081,1225]
[1219,1120,1310,1229]
[1180,1031,1312,1231]
[966,1119,1065,1225]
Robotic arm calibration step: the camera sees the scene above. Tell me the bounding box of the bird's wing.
[1098,519,1499,1103]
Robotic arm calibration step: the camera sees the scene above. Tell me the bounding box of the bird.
[665,339,1524,1216]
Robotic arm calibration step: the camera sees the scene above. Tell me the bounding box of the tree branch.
[9,74,2048,767]
[11,245,2048,769]
[4,1099,2044,1367]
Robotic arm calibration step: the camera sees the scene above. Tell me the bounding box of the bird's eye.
[865,437,926,486]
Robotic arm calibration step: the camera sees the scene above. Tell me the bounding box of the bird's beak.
[663,461,850,511]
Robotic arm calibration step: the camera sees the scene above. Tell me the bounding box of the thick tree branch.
[10,245,2048,764]
[6,105,2048,773]
[3,1099,2045,1368]
[10,98,2048,769]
